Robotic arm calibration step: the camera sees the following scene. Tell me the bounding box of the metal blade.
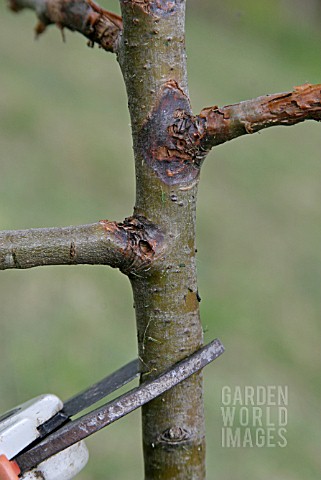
[38,358,141,436]
[64,358,141,417]
[16,339,224,474]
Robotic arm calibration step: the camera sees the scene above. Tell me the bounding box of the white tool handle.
[0,395,63,459]
[0,395,88,480]
[21,442,89,480]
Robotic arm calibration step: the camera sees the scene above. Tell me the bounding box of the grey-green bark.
[118,3,206,477]
[0,218,160,272]
[4,0,321,478]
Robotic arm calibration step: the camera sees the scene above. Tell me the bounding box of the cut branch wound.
[140,81,207,185]
[99,215,164,274]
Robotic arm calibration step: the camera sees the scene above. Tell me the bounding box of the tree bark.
[197,83,321,148]
[0,217,161,272]
[117,2,205,478]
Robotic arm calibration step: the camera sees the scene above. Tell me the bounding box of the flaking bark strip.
[198,83,321,148]
[139,81,207,185]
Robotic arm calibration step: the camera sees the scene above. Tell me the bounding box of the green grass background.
[1,1,320,478]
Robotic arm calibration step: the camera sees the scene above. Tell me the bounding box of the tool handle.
[0,455,20,480]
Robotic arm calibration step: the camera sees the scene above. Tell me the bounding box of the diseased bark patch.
[99,215,164,273]
[139,81,207,185]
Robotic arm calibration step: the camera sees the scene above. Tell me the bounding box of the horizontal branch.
[7,0,122,52]
[0,217,163,273]
[198,83,321,148]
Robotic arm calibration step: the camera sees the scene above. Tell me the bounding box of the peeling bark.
[8,0,122,51]
[197,83,321,148]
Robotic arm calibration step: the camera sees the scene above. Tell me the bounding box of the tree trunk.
[118,2,205,477]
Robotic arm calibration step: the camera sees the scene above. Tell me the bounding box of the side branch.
[0,216,163,272]
[198,83,321,148]
[8,0,122,52]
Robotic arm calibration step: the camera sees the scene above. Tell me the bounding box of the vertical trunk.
[118,1,205,478]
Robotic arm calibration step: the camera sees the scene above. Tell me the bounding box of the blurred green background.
[1,1,320,478]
